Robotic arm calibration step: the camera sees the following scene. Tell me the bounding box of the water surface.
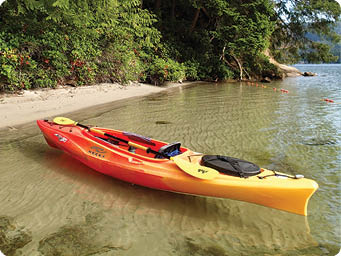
[0,64,340,255]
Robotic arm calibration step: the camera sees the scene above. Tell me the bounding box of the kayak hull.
[37,120,318,216]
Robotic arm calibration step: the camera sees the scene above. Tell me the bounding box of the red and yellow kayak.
[37,119,318,216]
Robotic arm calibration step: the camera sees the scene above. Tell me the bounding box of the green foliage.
[1,0,339,91]
[303,42,339,63]
[271,0,341,63]
[245,53,282,79]
[143,0,276,80]
[0,0,162,90]
[183,60,200,81]
[0,32,43,90]
[144,57,186,85]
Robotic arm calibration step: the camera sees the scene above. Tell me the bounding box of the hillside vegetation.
[305,22,341,63]
[0,0,340,91]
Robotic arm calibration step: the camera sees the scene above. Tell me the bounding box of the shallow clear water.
[0,64,340,255]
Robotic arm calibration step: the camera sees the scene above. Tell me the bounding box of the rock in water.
[261,77,272,83]
[303,72,317,76]
[0,216,32,255]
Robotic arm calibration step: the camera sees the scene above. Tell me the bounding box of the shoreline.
[0,60,307,131]
[0,81,192,130]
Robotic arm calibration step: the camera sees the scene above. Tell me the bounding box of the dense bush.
[0,0,162,91]
[0,0,278,91]
[2,0,337,91]
[143,0,276,81]
[145,57,186,85]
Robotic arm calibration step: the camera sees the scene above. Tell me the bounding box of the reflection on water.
[0,64,340,255]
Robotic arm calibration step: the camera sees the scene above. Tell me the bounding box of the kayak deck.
[37,120,318,216]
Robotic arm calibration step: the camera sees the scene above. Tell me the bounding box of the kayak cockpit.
[82,128,188,159]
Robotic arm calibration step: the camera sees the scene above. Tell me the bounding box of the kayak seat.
[201,155,261,178]
[155,142,182,159]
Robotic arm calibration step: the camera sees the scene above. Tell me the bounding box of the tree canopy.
[271,0,341,63]
[0,0,340,91]
[142,0,277,80]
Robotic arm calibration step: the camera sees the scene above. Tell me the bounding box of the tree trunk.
[155,0,161,10]
[201,7,209,18]
[189,8,200,34]
[171,0,176,19]
[221,47,250,80]
[231,54,243,80]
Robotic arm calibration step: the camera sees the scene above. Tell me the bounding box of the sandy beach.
[0,82,185,130]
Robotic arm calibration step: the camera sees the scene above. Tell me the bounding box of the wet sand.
[0,82,186,129]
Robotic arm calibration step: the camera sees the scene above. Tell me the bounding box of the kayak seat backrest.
[155,142,182,159]
[201,155,261,177]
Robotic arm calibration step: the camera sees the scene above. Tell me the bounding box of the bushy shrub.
[145,57,186,85]
[0,0,161,91]
[183,60,200,81]
[0,0,292,92]
[245,53,282,79]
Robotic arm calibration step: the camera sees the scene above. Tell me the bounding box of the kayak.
[37,119,318,216]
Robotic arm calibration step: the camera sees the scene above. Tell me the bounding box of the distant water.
[0,64,340,255]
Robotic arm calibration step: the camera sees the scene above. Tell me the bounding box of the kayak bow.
[37,119,318,216]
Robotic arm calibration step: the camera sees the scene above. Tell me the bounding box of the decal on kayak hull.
[88,146,107,158]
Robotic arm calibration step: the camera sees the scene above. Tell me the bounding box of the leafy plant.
[0,0,162,90]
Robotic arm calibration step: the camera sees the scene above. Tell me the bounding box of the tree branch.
[231,54,243,80]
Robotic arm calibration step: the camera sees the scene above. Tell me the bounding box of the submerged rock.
[302,72,317,76]
[155,120,172,125]
[261,77,271,83]
[0,216,32,256]
[38,213,125,256]
[303,138,336,146]
[184,238,228,256]
[39,226,100,256]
